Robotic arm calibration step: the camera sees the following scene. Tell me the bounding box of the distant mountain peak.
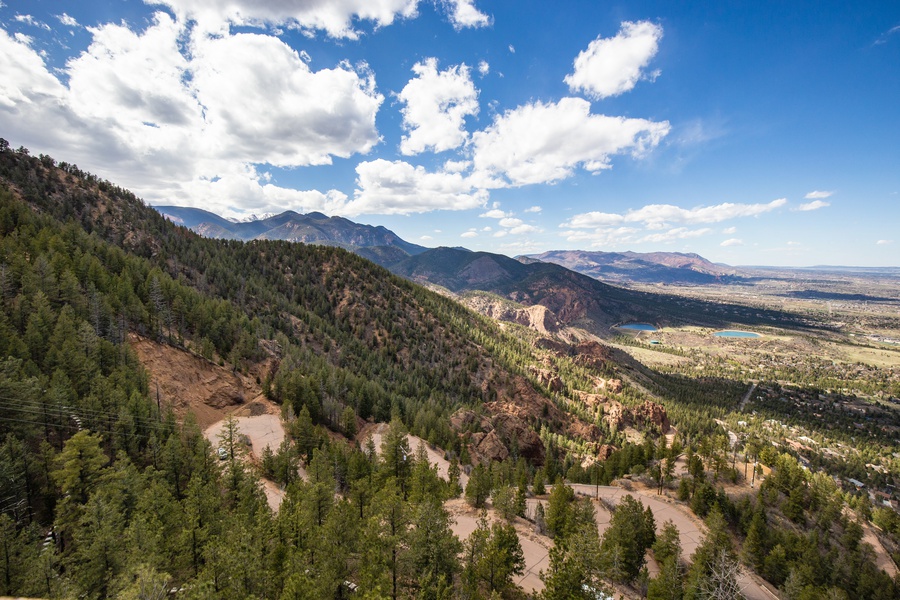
[152,205,427,258]
[226,212,276,224]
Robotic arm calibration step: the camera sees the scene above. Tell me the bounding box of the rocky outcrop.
[530,367,564,392]
[492,413,544,463]
[470,430,509,463]
[604,400,670,434]
[463,296,560,334]
[597,444,618,461]
[574,340,611,370]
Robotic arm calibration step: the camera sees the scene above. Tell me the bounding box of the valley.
[1,146,899,599]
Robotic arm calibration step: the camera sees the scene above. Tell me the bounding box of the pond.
[618,323,658,331]
[714,330,761,338]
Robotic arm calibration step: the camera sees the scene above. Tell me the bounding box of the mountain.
[154,204,427,256]
[521,250,739,284]
[387,247,805,334]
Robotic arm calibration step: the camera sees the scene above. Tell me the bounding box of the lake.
[714,330,761,338]
[619,323,658,331]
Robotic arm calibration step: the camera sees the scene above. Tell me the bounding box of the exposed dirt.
[360,422,469,489]
[129,333,265,428]
[129,334,290,510]
[445,497,551,594]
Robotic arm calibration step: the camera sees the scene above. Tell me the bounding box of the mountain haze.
[523,249,738,284]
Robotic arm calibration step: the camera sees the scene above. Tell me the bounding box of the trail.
[739,382,758,412]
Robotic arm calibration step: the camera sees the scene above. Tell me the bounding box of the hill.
[155,204,427,256]
[389,246,808,334]
[522,249,739,284]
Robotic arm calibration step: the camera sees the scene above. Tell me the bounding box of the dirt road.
[204,406,296,511]
[361,423,469,489]
[568,484,777,600]
[445,498,551,593]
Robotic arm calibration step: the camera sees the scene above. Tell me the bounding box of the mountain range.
[155,205,427,256]
[154,205,738,284]
[153,206,805,335]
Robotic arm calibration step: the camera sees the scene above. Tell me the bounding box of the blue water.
[619,323,658,331]
[714,330,761,338]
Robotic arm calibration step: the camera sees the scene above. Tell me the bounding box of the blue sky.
[1,0,898,266]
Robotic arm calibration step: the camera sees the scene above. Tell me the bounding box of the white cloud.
[56,13,79,28]
[804,190,833,199]
[478,60,489,76]
[639,227,711,243]
[563,198,786,229]
[0,16,384,216]
[876,239,893,245]
[398,58,478,155]
[562,226,641,247]
[524,205,542,213]
[721,238,744,247]
[795,200,830,211]
[479,209,510,219]
[15,15,51,30]
[461,230,478,238]
[346,159,487,215]
[722,226,737,234]
[508,44,515,53]
[561,199,786,248]
[443,0,490,29]
[564,21,662,99]
[420,235,433,240]
[471,97,669,187]
[148,0,420,38]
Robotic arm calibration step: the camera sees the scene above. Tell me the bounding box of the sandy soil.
[863,521,899,578]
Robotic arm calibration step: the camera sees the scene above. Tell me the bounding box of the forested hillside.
[1,143,898,600]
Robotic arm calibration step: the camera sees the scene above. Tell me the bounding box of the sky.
[1,1,899,266]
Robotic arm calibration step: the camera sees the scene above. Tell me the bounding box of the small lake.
[714,330,761,338]
[619,323,658,331]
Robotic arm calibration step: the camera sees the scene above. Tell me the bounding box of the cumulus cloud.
[721,238,744,247]
[804,190,834,199]
[0,15,383,217]
[876,239,893,245]
[498,217,541,235]
[478,60,489,75]
[795,199,830,211]
[561,198,786,247]
[470,97,669,187]
[563,198,786,229]
[524,206,542,213]
[564,21,662,99]
[461,230,478,238]
[345,159,487,215]
[398,58,479,155]
[148,0,420,38]
[443,0,490,29]
[722,226,737,234]
[479,209,510,219]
